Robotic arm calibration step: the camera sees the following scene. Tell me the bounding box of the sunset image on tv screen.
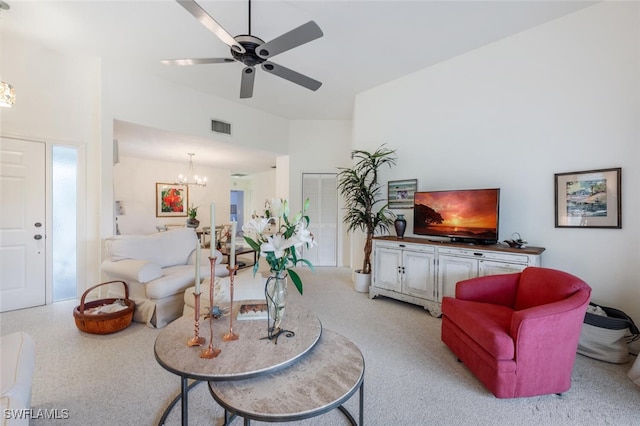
[414,189,499,239]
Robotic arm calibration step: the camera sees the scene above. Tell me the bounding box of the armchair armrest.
[510,289,591,341]
[456,273,520,307]
[101,259,163,284]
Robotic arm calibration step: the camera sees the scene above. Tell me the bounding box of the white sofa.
[1,332,35,426]
[101,228,229,328]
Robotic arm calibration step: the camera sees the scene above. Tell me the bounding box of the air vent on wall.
[211,119,232,135]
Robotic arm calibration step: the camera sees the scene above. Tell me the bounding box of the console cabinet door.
[373,246,402,292]
[403,250,436,299]
[437,255,479,301]
[479,260,527,277]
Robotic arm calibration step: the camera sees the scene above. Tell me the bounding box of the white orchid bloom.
[242,218,270,237]
[261,234,296,260]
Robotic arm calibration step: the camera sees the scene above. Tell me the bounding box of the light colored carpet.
[1,267,638,425]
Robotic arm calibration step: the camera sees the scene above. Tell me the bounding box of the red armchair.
[441,267,591,398]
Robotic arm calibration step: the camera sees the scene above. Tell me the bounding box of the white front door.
[0,137,46,312]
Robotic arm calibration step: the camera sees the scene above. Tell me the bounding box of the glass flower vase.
[265,271,288,331]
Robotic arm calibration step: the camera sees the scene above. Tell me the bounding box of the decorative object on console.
[176,152,207,187]
[243,198,316,341]
[156,183,188,217]
[186,204,200,228]
[554,167,621,229]
[388,179,417,209]
[394,214,407,238]
[503,232,527,248]
[337,145,397,292]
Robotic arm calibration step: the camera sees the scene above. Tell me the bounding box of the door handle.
[34,234,43,240]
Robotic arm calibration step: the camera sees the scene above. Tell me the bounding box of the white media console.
[371,236,545,316]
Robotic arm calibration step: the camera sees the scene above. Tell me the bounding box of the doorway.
[0,137,79,312]
[302,173,338,266]
[0,137,46,311]
[230,190,244,228]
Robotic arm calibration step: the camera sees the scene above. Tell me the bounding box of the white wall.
[353,2,640,320]
[100,61,291,238]
[0,30,101,297]
[114,156,231,235]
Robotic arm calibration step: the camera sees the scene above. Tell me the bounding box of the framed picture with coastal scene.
[388,179,417,209]
[554,168,621,228]
[156,183,189,217]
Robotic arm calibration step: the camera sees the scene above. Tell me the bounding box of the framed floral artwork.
[554,167,621,228]
[156,183,188,217]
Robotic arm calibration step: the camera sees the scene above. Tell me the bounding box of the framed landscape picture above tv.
[388,179,417,209]
[555,167,621,228]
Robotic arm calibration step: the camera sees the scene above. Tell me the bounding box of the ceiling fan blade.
[176,0,246,54]
[161,58,235,66]
[256,21,323,60]
[261,61,322,92]
[240,67,256,99]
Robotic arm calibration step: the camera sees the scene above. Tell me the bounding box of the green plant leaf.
[287,268,303,295]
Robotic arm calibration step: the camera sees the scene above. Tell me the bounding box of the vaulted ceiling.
[3,1,596,173]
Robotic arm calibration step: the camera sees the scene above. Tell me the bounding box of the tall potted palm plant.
[337,146,397,292]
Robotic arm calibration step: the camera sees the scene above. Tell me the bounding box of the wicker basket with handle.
[73,280,135,334]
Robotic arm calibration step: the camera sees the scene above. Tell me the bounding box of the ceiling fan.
[162,0,323,99]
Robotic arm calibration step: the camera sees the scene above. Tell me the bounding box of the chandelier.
[176,153,207,187]
[0,81,15,108]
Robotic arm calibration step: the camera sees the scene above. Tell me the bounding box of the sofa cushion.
[1,332,35,409]
[442,298,515,360]
[515,267,588,311]
[145,264,210,299]
[102,259,163,284]
[105,228,197,268]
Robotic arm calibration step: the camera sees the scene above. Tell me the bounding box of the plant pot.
[353,270,371,293]
[186,218,199,228]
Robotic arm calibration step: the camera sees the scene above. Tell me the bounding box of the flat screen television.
[413,188,500,244]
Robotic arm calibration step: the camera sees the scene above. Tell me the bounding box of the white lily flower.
[269,198,285,219]
[295,221,316,247]
[261,234,296,260]
[242,218,270,237]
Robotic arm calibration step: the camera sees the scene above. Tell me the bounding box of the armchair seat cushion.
[144,265,207,299]
[442,298,514,360]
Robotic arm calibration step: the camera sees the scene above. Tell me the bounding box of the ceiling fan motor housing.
[232,35,267,67]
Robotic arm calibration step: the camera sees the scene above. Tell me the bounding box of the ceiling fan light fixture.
[167,0,324,99]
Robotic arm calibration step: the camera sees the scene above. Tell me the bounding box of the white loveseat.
[101,228,229,328]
